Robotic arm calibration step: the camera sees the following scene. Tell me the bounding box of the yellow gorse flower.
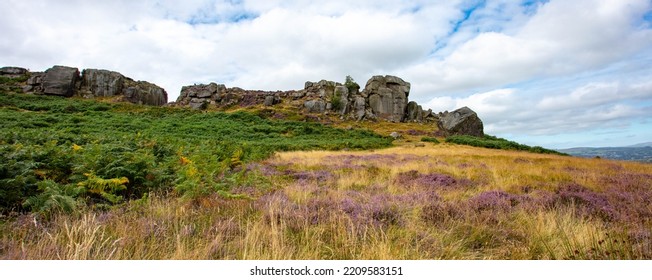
[180,156,192,165]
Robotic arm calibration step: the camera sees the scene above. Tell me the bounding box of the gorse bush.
[446,134,566,155]
[0,93,392,214]
[421,137,440,144]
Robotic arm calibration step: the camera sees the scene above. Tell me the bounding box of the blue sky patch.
[643,10,652,27]
[452,0,486,33]
[521,0,549,15]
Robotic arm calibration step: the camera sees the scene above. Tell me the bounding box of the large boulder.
[304,99,326,113]
[42,66,80,97]
[364,75,410,122]
[437,107,484,137]
[122,79,168,106]
[80,69,124,97]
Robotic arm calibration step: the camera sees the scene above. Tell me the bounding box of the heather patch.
[245,163,282,177]
[420,201,464,225]
[600,173,652,191]
[286,170,334,183]
[394,170,469,190]
[327,154,400,166]
[549,184,616,222]
[467,191,527,213]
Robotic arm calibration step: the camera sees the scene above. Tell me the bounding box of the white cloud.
[538,81,652,111]
[404,0,652,100]
[424,80,652,140]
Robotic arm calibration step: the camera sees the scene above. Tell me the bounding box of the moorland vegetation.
[1,83,651,260]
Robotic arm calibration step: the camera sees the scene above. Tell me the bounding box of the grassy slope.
[1,92,652,259]
[0,93,391,213]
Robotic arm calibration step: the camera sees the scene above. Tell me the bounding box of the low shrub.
[445,134,566,155]
[421,137,440,144]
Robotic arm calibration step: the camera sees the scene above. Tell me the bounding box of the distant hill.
[628,142,652,148]
[558,143,652,163]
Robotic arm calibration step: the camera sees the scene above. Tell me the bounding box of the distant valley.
[558,143,652,163]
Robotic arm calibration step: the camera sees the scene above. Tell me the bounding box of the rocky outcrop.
[2,65,485,136]
[175,75,484,137]
[437,107,484,137]
[3,65,167,106]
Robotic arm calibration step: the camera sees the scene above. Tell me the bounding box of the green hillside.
[0,93,391,214]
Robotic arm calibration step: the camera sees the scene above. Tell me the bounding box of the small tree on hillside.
[344,75,360,94]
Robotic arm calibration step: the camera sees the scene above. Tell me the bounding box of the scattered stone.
[390,131,402,140]
[264,95,276,106]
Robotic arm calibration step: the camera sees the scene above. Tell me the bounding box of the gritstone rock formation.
[2,65,168,106]
[175,75,484,137]
[1,65,484,137]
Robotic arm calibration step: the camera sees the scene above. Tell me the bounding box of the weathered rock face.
[405,101,423,122]
[122,79,168,106]
[333,85,349,115]
[353,96,366,121]
[305,80,338,98]
[23,72,44,93]
[80,69,124,97]
[437,106,484,137]
[9,65,168,106]
[364,75,410,122]
[42,66,80,97]
[304,99,327,113]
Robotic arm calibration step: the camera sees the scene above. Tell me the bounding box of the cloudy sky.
[2,0,651,148]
